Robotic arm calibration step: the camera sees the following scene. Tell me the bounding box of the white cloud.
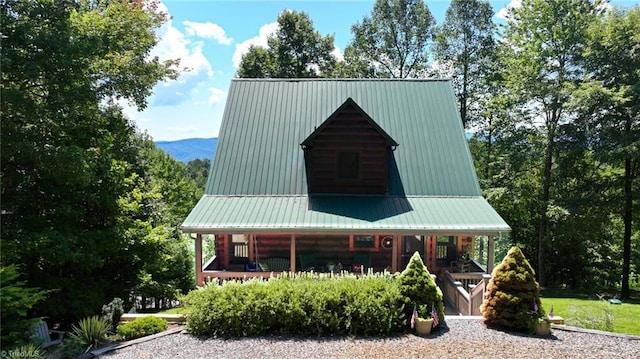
[183,21,233,45]
[332,46,344,62]
[232,21,279,68]
[496,0,521,21]
[208,88,227,105]
[148,2,214,107]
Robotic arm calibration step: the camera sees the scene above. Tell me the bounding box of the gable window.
[338,151,359,179]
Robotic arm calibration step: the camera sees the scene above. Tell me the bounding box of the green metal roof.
[183,79,510,234]
[205,79,481,196]
[182,195,510,234]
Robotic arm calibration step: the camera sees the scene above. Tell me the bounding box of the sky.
[125,0,638,141]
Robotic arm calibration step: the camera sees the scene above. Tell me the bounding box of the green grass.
[540,292,640,336]
[157,307,189,315]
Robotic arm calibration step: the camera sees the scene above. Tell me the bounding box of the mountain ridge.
[155,137,217,163]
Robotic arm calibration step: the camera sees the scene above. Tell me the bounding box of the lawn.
[540,291,640,336]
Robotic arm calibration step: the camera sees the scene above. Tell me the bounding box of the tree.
[481,247,544,332]
[433,0,496,128]
[343,0,435,78]
[500,0,599,285]
[237,10,336,78]
[1,0,177,323]
[573,6,640,298]
[396,252,445,327]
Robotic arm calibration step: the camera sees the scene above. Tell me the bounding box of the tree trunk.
[621,153,633,299]
[538,126,555,287]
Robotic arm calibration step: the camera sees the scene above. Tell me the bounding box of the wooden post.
[487,235,495,273]
[223,234,230,269]
[391,235,398,272]
[195,233,203,287]
[290,234,296,273]
[248,234,255,262]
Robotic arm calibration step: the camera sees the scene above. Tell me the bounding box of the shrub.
[396,252,445,328]
[3,343,45,359]
[481,246,544,332]
[182,272,405,337]
[0,265,49,348]
[101,297,125,333]
[116,316,168,341]
[58,336,86,359]
[69,316,110,351]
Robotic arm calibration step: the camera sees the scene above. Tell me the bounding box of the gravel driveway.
[100,318,639,359]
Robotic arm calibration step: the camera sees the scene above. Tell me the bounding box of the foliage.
[69,316,110,352]
[481,247,544,332]
[0,0,180,324]
[2,343,45,359]
[116,316,168,341]
[58,337,87,359]
[343,0,434,78]
[182,272,405,337]
[102,298,125,334]
[237,10,336,78]
[0,265,49,348]
[432,0,496,128]
[396,252,445,326]
[566,304,614,332]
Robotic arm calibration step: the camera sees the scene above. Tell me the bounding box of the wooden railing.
[442,271,491,315]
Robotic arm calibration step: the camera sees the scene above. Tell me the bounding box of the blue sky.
[126,0,638,141]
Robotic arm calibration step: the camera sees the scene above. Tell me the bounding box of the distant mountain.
[155,137,217,163]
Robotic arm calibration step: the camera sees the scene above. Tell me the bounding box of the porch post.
[248,234,255,262]
[290,234,296,273]
[487,235,495,273]
[223,234,230,269]
[391,235,398,272]
[195,233,203,287]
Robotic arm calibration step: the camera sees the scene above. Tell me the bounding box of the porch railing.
[442,271,491,315]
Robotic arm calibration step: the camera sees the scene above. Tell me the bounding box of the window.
[349,234,379,251]
[338,151,359,179]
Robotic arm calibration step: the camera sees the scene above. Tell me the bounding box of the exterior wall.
[307,105,389,194]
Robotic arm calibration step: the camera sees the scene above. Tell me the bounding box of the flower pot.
[535,320,551,336]
[415,317,433,336]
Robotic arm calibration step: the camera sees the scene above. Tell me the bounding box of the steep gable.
[301,98,398,194]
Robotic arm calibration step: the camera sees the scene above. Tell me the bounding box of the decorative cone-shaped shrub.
[396,252,445,327]
[481,246,544,332]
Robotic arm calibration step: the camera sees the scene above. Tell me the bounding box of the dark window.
[338,151,359,179]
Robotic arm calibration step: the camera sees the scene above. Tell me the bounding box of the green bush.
[396,252,445,328]
[116,316,168,341]
[69,316,110,351]
[566,303,614,332]
[3,343,45,359]
[481,246,544,332]
[58,337,87,359]
[0,265,49,348]
[182,272,405,337]
[102,297,125,333]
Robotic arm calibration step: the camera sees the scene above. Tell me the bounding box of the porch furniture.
[261,257,291,272]
[298,252,317,271]
[353,252,372,272]
[31,321,64,348]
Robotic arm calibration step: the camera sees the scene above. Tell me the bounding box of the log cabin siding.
[307,105,389,194]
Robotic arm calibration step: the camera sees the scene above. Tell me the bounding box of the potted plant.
[413,304,434,336]
[528,302,551,336]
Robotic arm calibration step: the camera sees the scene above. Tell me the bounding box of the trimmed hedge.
[116,316,168,341]
[182,272,407,337]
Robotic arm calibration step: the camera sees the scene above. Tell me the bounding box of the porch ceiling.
[181,195,510,235]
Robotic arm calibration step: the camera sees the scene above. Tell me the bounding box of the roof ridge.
[231,78,452,83]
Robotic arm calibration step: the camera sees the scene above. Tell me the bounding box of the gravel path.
[100,318,640,359]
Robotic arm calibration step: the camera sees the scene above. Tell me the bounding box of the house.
[181,79,510,311]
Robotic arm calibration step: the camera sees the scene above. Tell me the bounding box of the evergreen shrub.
[116,316,168,340]
[480,246,544,332]
[182,272,405,337]
[101,297,124,333]
[69,316,110,351]
[396,252,445,327]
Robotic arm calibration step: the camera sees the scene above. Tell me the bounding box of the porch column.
[223,234,230,269]
[195,233,203,287]
[487,235,495,273]
[290,234,296,273]
[248,234,255,262]
[391,235,399,272]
